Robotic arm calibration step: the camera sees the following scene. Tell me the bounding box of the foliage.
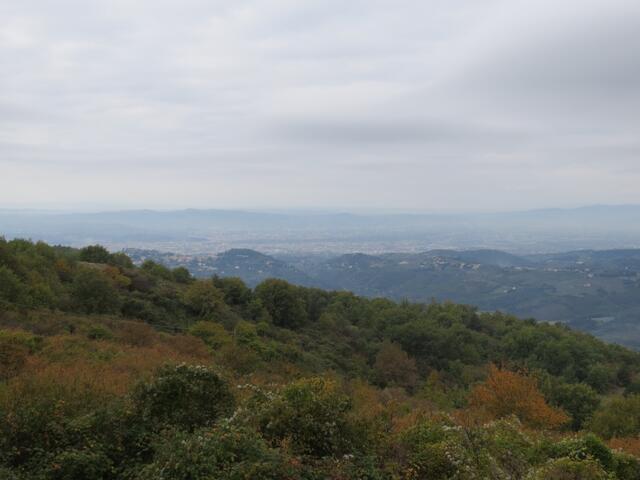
[182,280,226,319]
[468,365,569,429]
[132,363,235,431]
[256,377,359,457]
[71,267,121,314]
[373,340,419,390]
[588,395,640,439]
[0,239,640,478]
[138,424,292,480]
[254,278,308,328]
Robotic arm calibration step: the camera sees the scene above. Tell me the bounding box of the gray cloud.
[1,0,639,211]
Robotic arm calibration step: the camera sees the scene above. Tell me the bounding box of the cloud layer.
[1,0,639,211]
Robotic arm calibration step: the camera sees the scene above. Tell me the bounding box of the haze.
[2,0,640,211]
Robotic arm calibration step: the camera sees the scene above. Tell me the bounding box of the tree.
[182,280,225,319]
[0,265,25,304]
[212,276,251,306]
[172,267,192,284]
[467,365,568,429]
[373,341,418,390]
[140,260,173,280]
[109,252,133,269]
[548,382,600,430]
[79,245,111,264]
[254,279,307,328]
[71,268,120,314]
[588,395,640,439]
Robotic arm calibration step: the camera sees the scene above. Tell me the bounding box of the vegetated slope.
[297,248,640,349]
[127,246,640,348]
[3,238,640,478]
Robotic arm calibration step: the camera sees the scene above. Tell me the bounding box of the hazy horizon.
[3,203,640,217]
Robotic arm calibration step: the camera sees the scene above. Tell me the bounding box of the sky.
[1,0,640,212]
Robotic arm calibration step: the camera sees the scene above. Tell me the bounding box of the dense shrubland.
[2,238,640,478]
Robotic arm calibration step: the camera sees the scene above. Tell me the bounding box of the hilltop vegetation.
[128,246,640,349]
[2,238,640,478]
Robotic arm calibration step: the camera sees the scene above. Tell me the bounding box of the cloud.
[1,0,639,211]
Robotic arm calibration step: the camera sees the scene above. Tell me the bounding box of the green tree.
[0,265,25,304]
[172,267,192,284]
[79,245,111,264]
[138,425,290,480]
[213,276,252,306]
[182,280,226,319]
[588,395,640,439]
[254,279,307,328]
[548,382,600,430]
[71,268,120,314]
[133,364,235,431]
[257,377,358,457]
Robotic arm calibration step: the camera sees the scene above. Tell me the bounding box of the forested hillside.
[2,238,640,479]
[126,246,640,349]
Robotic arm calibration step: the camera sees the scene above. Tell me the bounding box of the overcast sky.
[1,0,640,212]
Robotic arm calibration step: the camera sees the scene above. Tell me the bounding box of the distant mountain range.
[125,246,640,349]
[3,205,640,253]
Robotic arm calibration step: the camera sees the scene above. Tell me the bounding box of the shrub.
[47,449,113,480]
[399,421,463,480]
[588,395,640,439]
[132,364,235,431]
[137,424,292,480]
[188,321,232,349]
[257,377,358,457]
[545,434,615,471]
[86,325,114,341]
[527,457,609,480]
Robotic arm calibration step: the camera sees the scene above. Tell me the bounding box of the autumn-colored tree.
[467,364,568,429]
[374,341,419,390]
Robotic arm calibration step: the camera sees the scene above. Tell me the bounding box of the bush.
[137,425,292,480]
[588,395,640,439]
[47,449,113,480]
[132,364,235,431]
[257,377,358,457]
[527,457,609,480]
[86,325,114,341]
[613,451,640,480]
[545,434,615,471]
[399,421,462,480]
[188,321,232,349]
